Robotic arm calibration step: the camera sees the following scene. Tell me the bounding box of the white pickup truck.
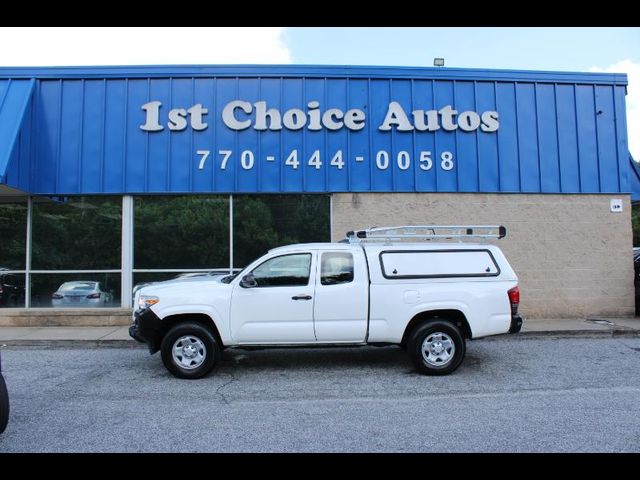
[129,226,523,379]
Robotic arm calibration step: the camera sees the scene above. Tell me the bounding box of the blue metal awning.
[629,155,640,203]
[0,78,34,184]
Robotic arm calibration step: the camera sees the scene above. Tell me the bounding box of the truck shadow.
[219,345,411,370]
[214,345,490,377]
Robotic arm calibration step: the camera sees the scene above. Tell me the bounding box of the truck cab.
[130,225,523,378]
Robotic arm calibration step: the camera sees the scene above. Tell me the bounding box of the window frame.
[379,249,501,279]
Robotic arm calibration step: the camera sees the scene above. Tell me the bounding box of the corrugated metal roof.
[0,78,34,184]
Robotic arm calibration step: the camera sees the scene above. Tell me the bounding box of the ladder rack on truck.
[344,225,506,244]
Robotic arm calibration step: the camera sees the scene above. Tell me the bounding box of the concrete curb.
[0,340,143,349]
[499,330,640,339]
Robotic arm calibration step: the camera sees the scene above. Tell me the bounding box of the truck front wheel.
[160,323,219,379]
[407,320,465,375]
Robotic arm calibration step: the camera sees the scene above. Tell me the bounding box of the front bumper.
[509,315,523,333]
[129,308,164,354]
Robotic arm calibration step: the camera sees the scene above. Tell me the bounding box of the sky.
[0,27,638,158]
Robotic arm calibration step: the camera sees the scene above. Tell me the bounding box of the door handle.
[291,295,312,300]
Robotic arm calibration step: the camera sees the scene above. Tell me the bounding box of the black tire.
[160,323,219,379]
[407,320,465,375]
[0,372,9,434]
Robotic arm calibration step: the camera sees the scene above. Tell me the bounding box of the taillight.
[52,293,63,299]
[86,293,101,299]
[508,286,520,305]
[508,286,520,316]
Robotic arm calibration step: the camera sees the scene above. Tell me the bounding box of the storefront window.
[0,272,25,308]
[134,196,230,270]
[31,196,122,270]
[30,273,121,308]
[233,195,330,268]
[0,201,27,270]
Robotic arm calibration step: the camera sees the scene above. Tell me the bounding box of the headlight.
[138,295,159,310]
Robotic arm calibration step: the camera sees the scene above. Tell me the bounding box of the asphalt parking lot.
[1,335,639,452]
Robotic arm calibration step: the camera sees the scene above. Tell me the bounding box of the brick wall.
[331,193,635,318]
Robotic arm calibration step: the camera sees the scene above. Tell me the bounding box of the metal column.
[121,195,134,308]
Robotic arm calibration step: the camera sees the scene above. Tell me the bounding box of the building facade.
[0,65,637,319]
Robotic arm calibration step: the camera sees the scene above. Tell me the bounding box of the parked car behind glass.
[0,269,25,307]
[51,281,114,307]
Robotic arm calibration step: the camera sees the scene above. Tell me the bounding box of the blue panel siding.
[325,78,348,192]
[0,79,34,184]
[214,78,236,193]
[35,80,61,194]
[475,82,499,192]
[555,84,581,192]
[516,83,540,192]
[102,80,126,193]
[192,78,215,193]
[434,80,457,191]
[236,79,260,193]
[575,85,600,192]
[629,157,640,202]
[281,78,304,192]
[58,80,83,193]
[412,80,436,192]
[167,78,191,193]
[258,78,281,192]
[595,86,619,192]
[16,100,34,191]
[0,65,632,195]
[347,79,370,191]
[147,79,171,193]
[614,86,630,193]
[80,80,105,193]
[302,78,323,192]
[535,84,560,192]
[496,83,519,191]
[0,93,33,191]
[390,79,414,191]
[370,79,392,191]
[454,81,479,192]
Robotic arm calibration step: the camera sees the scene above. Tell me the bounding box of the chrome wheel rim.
[421,332,455,366]
[172,335,207,370]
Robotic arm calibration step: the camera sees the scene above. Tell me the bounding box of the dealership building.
[0,65,638,324]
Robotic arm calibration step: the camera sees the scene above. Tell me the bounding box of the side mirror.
[239,273,258,288]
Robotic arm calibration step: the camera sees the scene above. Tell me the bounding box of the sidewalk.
[0,317,639,346]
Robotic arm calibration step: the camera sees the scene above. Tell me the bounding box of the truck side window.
[251,253,311,287]
[321,252,354,286]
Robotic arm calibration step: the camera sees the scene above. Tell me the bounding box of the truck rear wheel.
[160,322,219,379]
[407,320,465,375]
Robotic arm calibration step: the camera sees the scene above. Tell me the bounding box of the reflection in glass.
[0,201,27,270]
[233,194,330,268]
[0,272,25,308]
[321,252,354,285]
[32,197,122,270]
[132,270,233,296]
[251,253,311,287]
[134,196,230,269]
[31,273,121,308]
